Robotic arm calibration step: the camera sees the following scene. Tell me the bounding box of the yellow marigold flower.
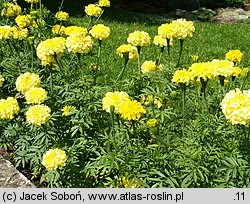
[221,88,250,125]
[42,148,67,171]
[122,176,141,188]
[0,75,4,87]
[25,0,40,3]
[147,118,157,127]
[26,104,51,125]
[11,27,28,40]
[225,50,243,63]
[210,59,235,78]
[172,69,192,85]
[0,26,12,40]
[116,44,138,60]
[16,72,41,94]
[1,3,22,17]
[141,60,162,74]
[232,67,242,77]
[0,97,20,120]
[25,87,47,104]
[61,106,76,116]
[154,96,163,108]
[66,35,93,54]
[64,26,88,36]
[102,91,130,114]
[153,35,173,47]
[119,100,146,121]
[127,30,151,47]
[85,4,102,17]
[15,15,32,28]
[89,24,111,41]
[99,0,111,7]
[51,24,65,35]
[171,18,195,40]
[36,37,66,66]
[55,11,69,21]
[158,23,177,39]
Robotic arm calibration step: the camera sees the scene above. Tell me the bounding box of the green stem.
[181,83,186,137]
[167,38,171,68]
[157,46,164,66]
[176,39,184,68]
[49,70,53,94]
[97,40,102,64]
[137,46,141,76]
[132,120,136,137]
[110,105,115,136]
[76,53,82,69]
[115,56,129,83]
[58,0,65,11]
[54,55,65,77]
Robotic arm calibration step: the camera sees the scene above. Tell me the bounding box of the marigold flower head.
[153,35,173,47]
[127,30,151,47]
[52,24,65,35]
[26,105,51,125]
[99,0,111,7]
[55,11,69,21]
[0,75,4,87]
[122,177,141,188]
[1,3,22,17]
[141,60,162,74]
[85,4,102,17]
[147,118,157,127]
[64,26,88,36]
[66,35,93,54]
[119,100,146,121]
[116,44,138,60]
[102,91,130,114]
[16,72,41,94]
[42,148,67,171]
[15,15,32,28]
[89,24,111,41]
[25,87,47,104]
[0,97,20,120]
[11,27,28,40]
[61,106,76,116]
[0,26,12,40]
[25,0,40,3]
[158,23,177,39]
[221,88,250,125]
[225,50,243,63]
[171,18,195,40]
[36,37,66,66]
[172,69,192,85]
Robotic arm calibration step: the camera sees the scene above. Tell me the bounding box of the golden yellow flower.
[64,26,88,36]
[1,3,22,17]
[102,91,130,114]
[15,15,32,28]
[42,148,67,171]
[0,97,20,120]
[66,35,93,54]
[225,50,243,63]
[158,23,176,39]
[55,11,69,21]
[172,69,192,85]
[147,118,157,127]
[171,18,195,40]
[119,100,146,121]
[51,24,65,35]
[16,72,41,94]
[0,26,12,40]
[99,0,111,7]
[36,37,66,66]
[11,27,28,40]
[122,177,141,188]
[85,4,102,17]
[61,106,76,116]
[89,24,111,41]
[221,88,250,125]
[116,44,138,60]
[26,104,51,125]
[127,30,151,47]
[25,87,47,104]
[141,60,162,74]
[153,35,173,47]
